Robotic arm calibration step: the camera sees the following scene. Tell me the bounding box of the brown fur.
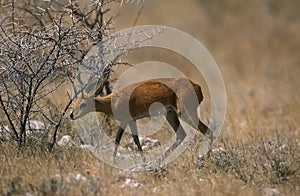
[70,77,210,158]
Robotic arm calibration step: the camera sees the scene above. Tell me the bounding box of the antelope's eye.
[80,102,87,109]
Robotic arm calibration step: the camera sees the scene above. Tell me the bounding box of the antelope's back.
[114,77,203,105]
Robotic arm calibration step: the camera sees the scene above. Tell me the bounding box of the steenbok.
[70,77,211,159]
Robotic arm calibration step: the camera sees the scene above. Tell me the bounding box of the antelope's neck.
[94,95,113,115]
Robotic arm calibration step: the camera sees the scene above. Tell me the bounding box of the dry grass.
[1,134,299,195]
[1,0,300,195]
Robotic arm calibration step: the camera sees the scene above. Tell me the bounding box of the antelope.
[70,77,211,159]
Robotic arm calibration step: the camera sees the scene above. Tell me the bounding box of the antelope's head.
[70,95,95,120]
[70,74,111,120]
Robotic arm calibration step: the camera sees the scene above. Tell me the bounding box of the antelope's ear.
[94,79,107,97]
[81,93,92,99]
[85,79,99,94]
[82,79,105,97]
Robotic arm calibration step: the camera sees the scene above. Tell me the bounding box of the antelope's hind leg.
[164,107,187,157]
[181,108,213,143]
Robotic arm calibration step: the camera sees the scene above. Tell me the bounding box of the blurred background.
[103,0,300,140]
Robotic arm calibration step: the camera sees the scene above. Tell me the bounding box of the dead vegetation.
[1,133,299,195]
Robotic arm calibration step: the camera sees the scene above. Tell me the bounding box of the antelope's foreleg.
[114,121,127,158]
[128,120,145,161]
